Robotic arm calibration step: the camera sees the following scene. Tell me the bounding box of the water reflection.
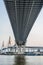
[13,55,26,65]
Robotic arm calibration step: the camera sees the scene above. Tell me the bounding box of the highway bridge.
[4,0,43,54]
[4,0,43,45]
[0,46,43,55]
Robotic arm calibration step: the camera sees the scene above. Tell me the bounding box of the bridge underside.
[4,0,43,46]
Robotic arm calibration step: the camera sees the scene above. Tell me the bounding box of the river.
[0,55,43,65]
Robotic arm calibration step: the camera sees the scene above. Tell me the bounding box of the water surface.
[0,55,43,65]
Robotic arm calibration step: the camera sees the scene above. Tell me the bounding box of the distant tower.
[8,36,12,47]
[2,41,4,49]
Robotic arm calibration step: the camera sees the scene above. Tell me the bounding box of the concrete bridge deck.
[0,46,43,56]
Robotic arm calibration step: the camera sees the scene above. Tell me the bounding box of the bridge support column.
[17,45,25,54]
[18,46,21,54]
[16,41,26,54]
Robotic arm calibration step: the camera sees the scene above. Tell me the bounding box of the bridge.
[0,46,43,56]
[3,0,43,54]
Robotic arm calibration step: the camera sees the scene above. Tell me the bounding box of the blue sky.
[0,0,43,47]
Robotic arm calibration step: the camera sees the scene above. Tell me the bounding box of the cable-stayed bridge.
[4,0,43,46]
[3,0,43,55]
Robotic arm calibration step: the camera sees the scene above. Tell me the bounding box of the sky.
[0,0,43,48]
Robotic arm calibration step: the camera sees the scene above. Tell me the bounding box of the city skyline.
[0,0,43,47]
